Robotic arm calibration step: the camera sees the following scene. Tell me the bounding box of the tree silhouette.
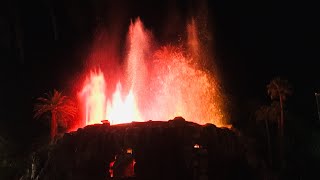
[34,90,77,142]
[267,77,292,138]
[256,102,280,165]
[267,77,292,167]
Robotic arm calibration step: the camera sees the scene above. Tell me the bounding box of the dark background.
[0,0,318,144]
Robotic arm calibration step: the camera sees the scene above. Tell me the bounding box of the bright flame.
[79,70,106,125]
[79,71,142,125]
[106,82,142,124]
[194,144,200,149]
[78,18,228,127]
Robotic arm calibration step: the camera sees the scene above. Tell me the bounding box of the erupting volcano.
[78,18,227,127]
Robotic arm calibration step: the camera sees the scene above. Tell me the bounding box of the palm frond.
[267,77,292,101]
[36,97,50,103]
[33,90,78,123]
[34,104,52,119]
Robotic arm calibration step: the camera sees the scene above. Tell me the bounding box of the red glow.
[78,18,228,127]
[109,161,115,177]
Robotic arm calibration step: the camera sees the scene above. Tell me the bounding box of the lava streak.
[78,18,227,127]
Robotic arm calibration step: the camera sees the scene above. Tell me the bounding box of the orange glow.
[78,18,228,127]
[127,148,133,154]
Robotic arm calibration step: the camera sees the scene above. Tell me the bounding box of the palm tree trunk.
[51,111,57,142]
[279,95,284,167]
[279,95,284,138]
[264,118,272,165]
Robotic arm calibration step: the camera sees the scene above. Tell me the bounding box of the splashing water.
[78,18,227,127]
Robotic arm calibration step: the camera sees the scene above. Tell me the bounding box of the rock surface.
[37,118,254,180]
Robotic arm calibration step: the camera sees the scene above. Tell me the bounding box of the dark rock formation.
[36,118,254,180]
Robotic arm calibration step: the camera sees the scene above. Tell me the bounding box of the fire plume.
[106,82,142,124]
[78,18,228,127]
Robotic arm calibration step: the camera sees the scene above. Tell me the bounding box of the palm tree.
[267,77,292,138]
[267,78,292,167]
[256,102,280,165]
[34,90,77,141]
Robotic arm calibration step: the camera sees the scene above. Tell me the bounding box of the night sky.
[0,0,318,143]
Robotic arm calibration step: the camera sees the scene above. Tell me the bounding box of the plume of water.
[78,17,227,127]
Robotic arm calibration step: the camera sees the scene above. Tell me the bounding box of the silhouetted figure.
[110,149,135,178]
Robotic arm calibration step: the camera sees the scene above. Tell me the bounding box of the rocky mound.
[35,117,254,180]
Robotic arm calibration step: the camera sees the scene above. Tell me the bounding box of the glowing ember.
[127,148,133,154]
[194,144,200,149]
[78,18,228,127]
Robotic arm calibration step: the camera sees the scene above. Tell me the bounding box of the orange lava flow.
[78,18,228,127]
